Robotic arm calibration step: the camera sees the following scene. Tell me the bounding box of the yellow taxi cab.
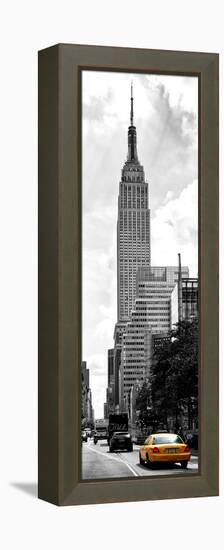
[139,432,190,469]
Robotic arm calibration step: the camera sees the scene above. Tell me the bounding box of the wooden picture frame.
[38,43,219,506]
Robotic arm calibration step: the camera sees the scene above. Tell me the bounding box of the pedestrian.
[178,426,185,441]
[186,432,193,447]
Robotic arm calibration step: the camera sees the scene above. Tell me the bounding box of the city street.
[82,438,199,479]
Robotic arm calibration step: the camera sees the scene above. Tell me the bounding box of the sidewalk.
[190,448,198,455]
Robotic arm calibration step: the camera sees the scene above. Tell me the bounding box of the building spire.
[127,81,138,162]
[130,81,134,126]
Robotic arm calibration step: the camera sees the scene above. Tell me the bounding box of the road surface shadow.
[107,450,133,454]
[10,482,37,498]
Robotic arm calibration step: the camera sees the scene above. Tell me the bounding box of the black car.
[109,432,133,452]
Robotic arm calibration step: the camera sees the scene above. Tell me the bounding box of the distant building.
[181,278,198,320]
[105,349,116,418]
[113,322,127,408]
[113,86,151,412]
[82,361,89,387]
[171,277,198,325]
[108,349,114,387]
[151,331,170,353]
[81,361,94,425]
[104,402,108,419]
[119,266,189,410]
[117,84,151,323]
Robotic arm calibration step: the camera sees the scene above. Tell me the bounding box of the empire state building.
[117,84,151,322]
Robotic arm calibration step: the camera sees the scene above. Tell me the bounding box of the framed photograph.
[38,44,219,506]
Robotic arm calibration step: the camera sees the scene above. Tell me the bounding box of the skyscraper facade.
[107,349,114,387]
[120,266,189,409]
[81,361,94,423]
[171,277,198,325]
[113,86,151,410]
[104,349,115,417]
[117,84,151,322]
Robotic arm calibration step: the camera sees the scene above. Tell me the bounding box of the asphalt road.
[82,438,199,479]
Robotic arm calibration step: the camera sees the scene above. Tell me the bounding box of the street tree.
[151,319,198,431]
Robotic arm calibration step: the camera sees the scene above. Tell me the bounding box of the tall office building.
[81,361,94,423]
[117,84,151,322]
[171,277,198,324]
[181,278,198,320]
[120,266,189,409]
[113,321,126,407]
[107,349,115,387]
[113,86,151,409]
[105,349,115,417]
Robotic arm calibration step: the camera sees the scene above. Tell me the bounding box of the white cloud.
[151,180,198,276]
[95,318,115,341]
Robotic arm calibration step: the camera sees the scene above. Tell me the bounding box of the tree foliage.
[135,381,153,426]
[135,320,198,430]
[151,319,198,427]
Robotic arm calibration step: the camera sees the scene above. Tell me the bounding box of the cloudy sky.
[82,71,198,418]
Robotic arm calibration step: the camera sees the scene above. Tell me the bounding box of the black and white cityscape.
[81,72,199,479]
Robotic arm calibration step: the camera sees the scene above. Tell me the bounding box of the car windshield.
[153,435,183,445]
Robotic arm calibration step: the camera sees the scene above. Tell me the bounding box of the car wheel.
[139,452,144,465]
[109,447,113,453]
[181,460,188,469]
[146,453,153,468]
[129,444,133,452]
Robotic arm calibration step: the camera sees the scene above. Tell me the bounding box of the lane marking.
[117,454,139,477]
[93,443,140,477]
[85,443,139,476]
[115,452,139,477]
[86,444,128,463]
